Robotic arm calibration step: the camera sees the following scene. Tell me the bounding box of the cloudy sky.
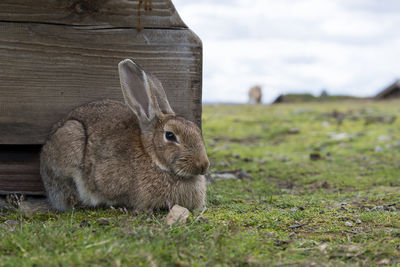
[173,0,400,103]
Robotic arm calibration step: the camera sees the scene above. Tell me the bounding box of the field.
[1,100,400,266]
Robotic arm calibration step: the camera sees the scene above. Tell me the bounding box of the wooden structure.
[375,80,400,100]
[0,0,202,195]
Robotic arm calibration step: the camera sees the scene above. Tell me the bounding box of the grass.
[1,99,400,266]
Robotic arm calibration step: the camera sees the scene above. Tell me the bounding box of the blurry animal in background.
[248,85,262,104]
[320,89,328,99]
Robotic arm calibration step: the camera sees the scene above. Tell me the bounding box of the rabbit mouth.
[171,155,209,178]
[153,157,198,178]
[154,158,199,178]
[173,166,203,179]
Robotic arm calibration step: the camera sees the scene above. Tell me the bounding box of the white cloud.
[173,0,400,103]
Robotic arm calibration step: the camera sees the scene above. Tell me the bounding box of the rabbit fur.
[40,59,209,212]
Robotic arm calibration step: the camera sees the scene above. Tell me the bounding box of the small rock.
[320,181,330,189]
[374,146,383,153]
[237,170,251,179]
[329,132,349,140]
[165,205,190,226]
[318,243,329,253]
[355,219,362,224]
[340,245,360,253]
[96,218,111,226]
[210,173,237,180]
[211,170,251,181]
[345,221,353,227]
[310,152,322,161]
[377,258,391,265]
[377,135,390,142]
[374,205,384,211]
[288,128,300,134]
[288,223,306,229]
[80,220,90,227]
[322,121,330,127]
[218,162,229,168]
[242,157,252,162]
[274,240,289,247]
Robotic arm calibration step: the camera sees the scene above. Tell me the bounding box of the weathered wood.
[0,0,186,29]
[0,0,202,195]
[0,23,202,144]
[0,145,44,195]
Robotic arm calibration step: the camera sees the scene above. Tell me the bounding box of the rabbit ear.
[118,59,174,123]
[146,73,175,115]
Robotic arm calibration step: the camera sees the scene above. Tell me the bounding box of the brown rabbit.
[40,59,209,212]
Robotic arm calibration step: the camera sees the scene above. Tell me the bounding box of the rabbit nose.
[198,158,210,175]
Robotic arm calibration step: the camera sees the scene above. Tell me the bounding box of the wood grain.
[0,23,202,144]
[0,0,202,195]
[0,0,186,29]
[0,145,44,195]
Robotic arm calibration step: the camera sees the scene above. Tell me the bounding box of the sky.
[173,0,400,104]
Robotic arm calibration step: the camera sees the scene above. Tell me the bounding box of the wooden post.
[0,0,202,195]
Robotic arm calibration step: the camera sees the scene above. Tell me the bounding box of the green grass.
[1,100,400,266]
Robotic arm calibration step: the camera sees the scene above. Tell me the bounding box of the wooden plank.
[0,0,186,29]
[0,175,45,195]
[0,23,202,144]
[0,145,45,195]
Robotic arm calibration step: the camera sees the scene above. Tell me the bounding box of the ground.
[1,100,399,266]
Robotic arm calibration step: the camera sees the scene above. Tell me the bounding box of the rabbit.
[40,59,210,212]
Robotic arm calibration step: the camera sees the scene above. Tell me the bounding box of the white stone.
[345,221,353,227]
[377,135,390,142]
[165,205,190,226]
[328,132,349,140]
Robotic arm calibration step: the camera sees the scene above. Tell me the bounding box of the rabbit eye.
[165,131,177,142]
